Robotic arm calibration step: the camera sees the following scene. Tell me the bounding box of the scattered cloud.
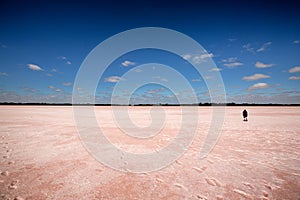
[121,60,135,67]
[22,87,38,93]
[242,73,270,81]
[51,68,57,72]
[242,43,255,54]
[0,72,8,76]
[222,57,243,68]
[62,82,72,86]
[255,61,274,68]
[147,87,165,94]
[58,56,72,65]
[27,64,43,71]
[222,57,237,63]
[223,62,243,68]
[48,85,62,92]
[209,67,222,72]
[152,76,168,82]
[59,56,67,60]
[204,76,213,80]
[289,76,300,80]
[183,53,214,64]
[135,69,142,73]
[248,83,269,90]
[105,76,124,83]
[293,40,300,44]
[182,54,192,60]
[191,78,201,82]
[46,73,52,77]
[193,53,214,63]
[288,66,300,73]
[257,42,272,52]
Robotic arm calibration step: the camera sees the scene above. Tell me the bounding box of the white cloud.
[242,73,270,81]
[51,68,57,72]
[257,42,272,52]
[147,87,165,94]
[193,53,214,63]
[242,43,255,54]
[191,79,201,82]
[209,67,222,72]
[182,53,214,64]
[0,72,8,76]
[105,76,124,83]
[46,73,52,77]
[248,83,269,90]
[199,53,214,59]
[255,61,274,68]
[222,57,243,68]
[222,57,237,63]
[223,62,243,68]
[121,60,135,67]
[204,76,213,80]
[58,56,72,65]
[48,85,62,92]
[293,40,300,44]
[255,61,273,68]
[289,76,300,80]
[135,69,142,73]
[22,87,37,93]
[27,64,43,71]
[182,54,192,60]
[288,66,300,73]
[58,56,67,60]
[152,76,168,82]
[62,82,72,86]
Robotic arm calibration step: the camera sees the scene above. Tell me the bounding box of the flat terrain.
[0,106,299,199]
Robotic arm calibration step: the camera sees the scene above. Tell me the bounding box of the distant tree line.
[0,102,299,106]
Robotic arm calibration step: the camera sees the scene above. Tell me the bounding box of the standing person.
[242,109,248,121]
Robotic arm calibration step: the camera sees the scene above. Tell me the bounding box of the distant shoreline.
[1,103,299,106]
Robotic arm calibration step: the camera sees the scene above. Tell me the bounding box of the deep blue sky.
[0,0,299,103]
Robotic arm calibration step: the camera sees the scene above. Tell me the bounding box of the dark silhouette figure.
[242,109,248,121]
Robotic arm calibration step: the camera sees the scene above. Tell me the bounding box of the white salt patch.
[175,160,183,165]
[207,159,214,164]
[233,189,252,199]
[205,178,216,186]
[174,183,187,191]
[242,182,254,189]
[211,178,222,187]
[156,178,164,183]
[192,167,204,173]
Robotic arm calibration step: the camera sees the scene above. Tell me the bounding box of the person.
[242,109,248,121]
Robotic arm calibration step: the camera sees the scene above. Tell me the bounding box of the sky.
[0,0,300,104]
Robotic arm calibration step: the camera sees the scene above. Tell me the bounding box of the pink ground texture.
[0,106,299,200]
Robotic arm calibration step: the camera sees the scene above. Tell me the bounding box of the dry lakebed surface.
[0,106,299,199]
